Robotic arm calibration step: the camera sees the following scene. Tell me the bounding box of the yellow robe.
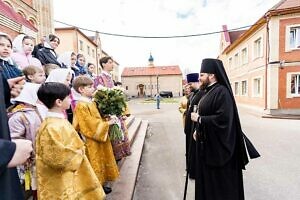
[36,117,105,200]
[124,102,131,117]
[179,96,188,126]
[73,101,119,185]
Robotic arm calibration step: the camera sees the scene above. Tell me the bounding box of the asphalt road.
[129,98,300,200]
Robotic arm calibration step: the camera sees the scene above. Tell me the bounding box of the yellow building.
[55,27,99,69]
[55,27,120,79]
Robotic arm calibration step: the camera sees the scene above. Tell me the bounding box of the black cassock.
[0,74,24,200]
[195,83,245,200]
[184,89,205,179]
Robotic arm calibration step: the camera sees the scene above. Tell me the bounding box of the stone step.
[116,117,142,169]
[127,117,142,146]
[107,120,148,200]
[125,115,135,129]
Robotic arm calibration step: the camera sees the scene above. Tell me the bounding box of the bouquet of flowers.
[93,87,127,141]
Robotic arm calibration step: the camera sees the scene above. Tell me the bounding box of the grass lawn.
[142,97,180,104]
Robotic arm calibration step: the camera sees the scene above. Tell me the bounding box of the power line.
[54,19,266,39]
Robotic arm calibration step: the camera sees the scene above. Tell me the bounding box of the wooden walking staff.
[183,105,198,200]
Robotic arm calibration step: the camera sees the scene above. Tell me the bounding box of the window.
[241,80,247,96]
[253,78,262,97]
[291,74,300,95]
[234,53,239,67]
[289,26,300,49]
[241,48,248,65]
[125,86,128,90]
[228,57,232,69]
[234,82,239,95]
[87,46,90,55]
[253,37,262,58]
[92,49,95,58]
[79,40,83,51]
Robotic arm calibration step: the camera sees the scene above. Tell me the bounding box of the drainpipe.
[264,16,270,110]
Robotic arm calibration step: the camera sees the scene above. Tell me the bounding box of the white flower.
[96,85,110,91]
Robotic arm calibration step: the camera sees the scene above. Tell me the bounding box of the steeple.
[148,53,154,67]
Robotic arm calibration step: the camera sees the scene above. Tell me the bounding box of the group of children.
[1,32,131,199]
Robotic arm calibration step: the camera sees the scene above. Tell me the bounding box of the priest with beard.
[191,58,260,200]
[184,73,205,179]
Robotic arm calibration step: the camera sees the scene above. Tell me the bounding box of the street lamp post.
[156,75,159,94]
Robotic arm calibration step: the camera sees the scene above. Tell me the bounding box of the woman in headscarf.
[74,54,87,76]
[35,34,62,67]
[57,51,80,78]
[11,34,42,69]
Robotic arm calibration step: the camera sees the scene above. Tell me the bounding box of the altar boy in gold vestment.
[36,82,105,200]
[72,76,119,189]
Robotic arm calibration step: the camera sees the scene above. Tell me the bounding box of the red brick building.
[219,0,300,115]
[0,0,53,40]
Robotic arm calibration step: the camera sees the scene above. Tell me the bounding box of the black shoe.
[103,186,112,194]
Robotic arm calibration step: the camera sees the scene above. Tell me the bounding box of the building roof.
[270,0,300,11]
[0,0,37,31]
[55,27,97,46]
[222,0,300,54]
[122,65,182,77]
[228,30,247,44]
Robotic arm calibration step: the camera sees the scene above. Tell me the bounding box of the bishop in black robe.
[192,58,260,200]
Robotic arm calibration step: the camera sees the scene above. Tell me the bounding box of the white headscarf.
[45,68,72,83]
[11,82,40,106]
[12,34,25,53]
[57,51,74,68]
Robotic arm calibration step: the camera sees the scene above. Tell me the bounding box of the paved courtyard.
[129,98,300,200]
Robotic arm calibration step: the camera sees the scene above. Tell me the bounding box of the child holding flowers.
[95,56,131,160]
[72,76,119,194]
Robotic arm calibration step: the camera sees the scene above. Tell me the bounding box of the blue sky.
[53,0,280,74]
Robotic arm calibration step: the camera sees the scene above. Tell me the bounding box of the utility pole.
[156,75,159,94]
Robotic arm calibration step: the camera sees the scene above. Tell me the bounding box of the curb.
[107,120,148,200]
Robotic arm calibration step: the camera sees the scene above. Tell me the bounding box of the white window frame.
[234,53,239,68]
[241,47,248,65]
[252,36,263,60]
[286,72,300,98]
[285,24,300,51]
[234,81,239,96]
[252,76,263,98]
[228,57,233,69]
[79,40,83,51]
[241,80,248,96]
[87,45,90,55]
